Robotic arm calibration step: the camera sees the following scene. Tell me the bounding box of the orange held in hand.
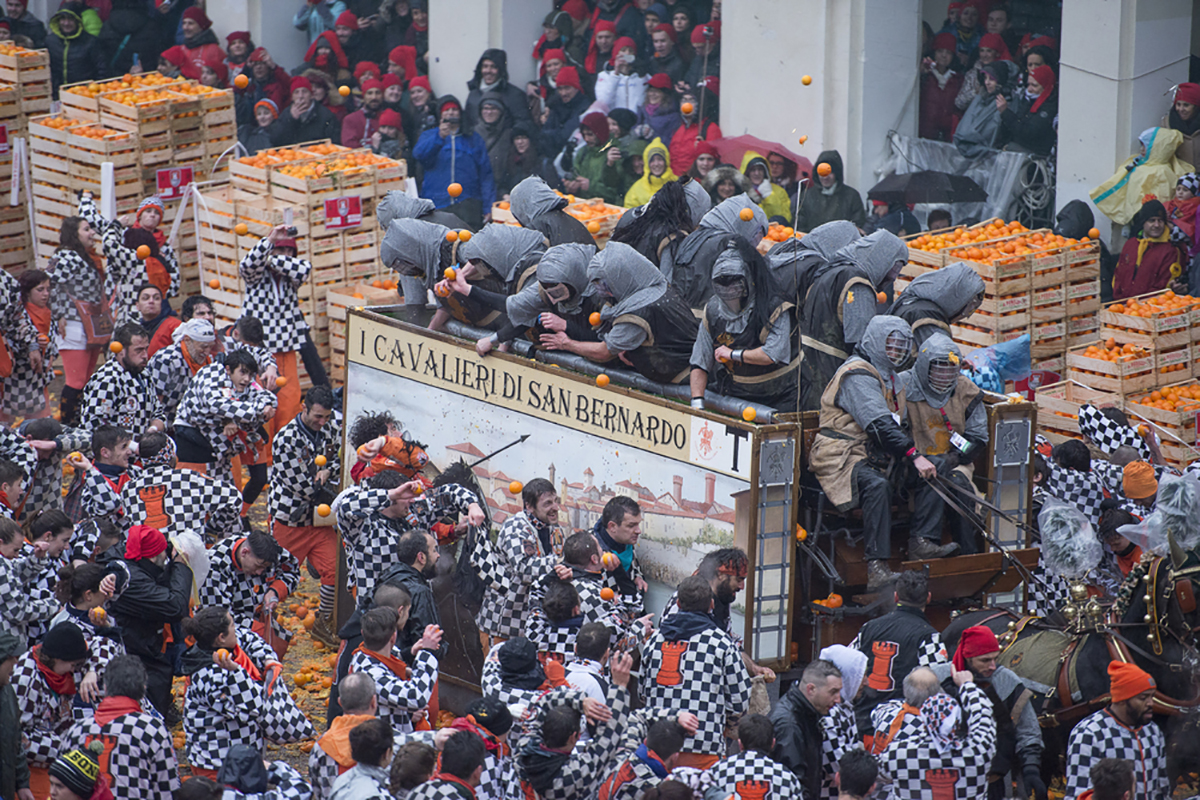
[109,341,123,353]
[214,648,230,663]
[448,182,463,198]
[739,207,754,221]
[876,291,887,303]
[681,102,694,114]
[596,374,610,387]
[339,85,351,97]
[601,551,619,570]
[817,163,832,177]
[135,244,150,259]
[445,231,457,242]
[89,607,107,624]
[209,279,220,289]
[275,376,287,387]
[234,223,248,235]
[317,503,331,517]
[587,220,601,234]
[600,587,615,601]
[589,312,602,326]
[315,455,327,466]
[457,230,471,242]
[509,480,523,494]
[234,74,249,89]
[444,267,456,280]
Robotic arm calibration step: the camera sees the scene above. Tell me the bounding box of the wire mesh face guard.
[541,282,572,304]
[928,356,961,393]
[885,330,913,368]
[712,276,747,302]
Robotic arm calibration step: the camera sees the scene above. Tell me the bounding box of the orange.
[588,220,601,234]
[876,291,887,303]
[600,587,615,601]
[315,455,327,466]
[817,163,832,177]
[276,376,288,387]
[825,594,844,609]
[445,231,457,242]
[1088,227,1100,239]
[109,341,123,353]
[795,525,807,542]
[209,279,220,289]
[458,230,471,242]
[234,223,248,236]
[601,551,620,570]
[234,74,249,89]
[339,85,351,97]
[739,207,754,221]
[509,480,523,494]
[681,102,694,114]
[447,182,463,198]
[214,648,230,662]
[596,373,610,387]
[444,267,456,280]
[89,607,107,624]
[742,406,757,422]
[802,75,813,85]
[589,312,602,326]
[798,135,807,144]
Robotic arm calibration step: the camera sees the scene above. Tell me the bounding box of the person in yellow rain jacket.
[742,151,792,223]
[623,138,677,208]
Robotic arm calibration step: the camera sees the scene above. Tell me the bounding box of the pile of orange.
[32,115,83,130]
[171,83,223,96]
[1107,290,1200,317]
[813,593,844,608]
[371,278,398,290]
[236,147,320,169]
[304,143,345,156]
[1081,339,1150,362]
[62,72,175,97]
[0,41,41,56]
[1131,384,1200,412]
[909,219,1029,252]
[103,88,178,106]
[566,198,620,222]
[72,125,127,140]
[764,222,800,242]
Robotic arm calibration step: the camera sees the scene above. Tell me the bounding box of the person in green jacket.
[793,149,867,233]
[623,137,677,208]
[0,632,28,800]
[567,111,625,205]
[742,151,793,223]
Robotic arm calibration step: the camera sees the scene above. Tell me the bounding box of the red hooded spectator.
[225,30,254,81]
[354,61,379,84]
[342,77,384,147]
[584,20,617,74]
[669,86,721,175]
[304,68,348,122]
[200,55,227,88]
[386,45,418,84]
[976,31,1011,62]
[919,32,963,142]
[302,30,350,84]
[159,7,224,81]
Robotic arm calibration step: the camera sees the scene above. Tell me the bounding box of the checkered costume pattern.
[405,777,477,800]
[0,548,58,647]
[516,684,633,800]
[1065,708,1169,800]
[123,464,244,541]
[0,423,39,487]
[78,195,179,324]
[80,358,164,434]
[1078,404,1153,461]
[78,465,140,528]
[67,704,179,797]
[217,327,278,374]
[525,569,645,661]
[145,342,207,426]
[478,511,566,639]
[661,590,744,651]
[595,706,689,800]
[335,482,476,596]
[639,624,751,755]
[1035,435,1110,524]
[702,748,806,800]
[249,761,313,800]
[308,721,411,800]
[480,642,547,715]
[348,647,438,734]
[47,245,108,331]
[4,299,58,418]
[239,237,313,353]
[46,607,125,706]
[821,701,863,800]
[13,647,77,768]
[269,413,343,526]
[598,548,645,613]
[870,699,926,798]
[478,744,522,800]
[199,536,301,646]
[174,361,277,475]
[847,629,948,668]
[878,682,996,800]
[23,425,90,524]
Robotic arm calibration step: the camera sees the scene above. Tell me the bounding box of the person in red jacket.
[300,30,351,86]
[919,32,964,142]
[235,48,292,125]
[386,45,418,85]
[668,86,720,176]
[343,78,384,147]
[159,7,224,81]
[1114,199,1186,300]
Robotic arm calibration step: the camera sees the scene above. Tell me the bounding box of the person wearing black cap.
[47,741,113,800]
[0,631,28,800]
[465,49,533,129]
[1113,198,1187,300]
[13,622,90,797]
[447,696,518,800]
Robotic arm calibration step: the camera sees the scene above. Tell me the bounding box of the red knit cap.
[1108,661,1155,703]
[691,23,719,45]
[335,10,357,27]
[290,76,312,94]
[381,73,402,90]
[653,22,677,43]
[1177,83,1200,107]
[354,61,378,81]
[542,48,566,64]
[933,32,957,52]
[952,626,1000,671]
[181,6,210,29]
[556,66,582,92]
[379,109,402,129]
[408,76,431,94]
[125,525,168,560]
[361,78,384,94]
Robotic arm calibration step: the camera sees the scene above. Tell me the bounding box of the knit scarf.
[33,646,76,695]
[431,773,476,799]
[26,302,51,337]
[352,643,408,679]
[180,340,209,375]
[229,644,262,681]
[94,696,142,726]
[1136,227,1172,268]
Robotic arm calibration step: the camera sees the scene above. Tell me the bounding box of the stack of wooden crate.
[0,44,54,271]
[197,141,408,388]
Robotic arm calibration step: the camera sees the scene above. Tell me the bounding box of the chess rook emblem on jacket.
[138,484,170,531]
[867,640,899,692]
[925,768,961,800]
[735,779,771,800]
[655,641,689,686]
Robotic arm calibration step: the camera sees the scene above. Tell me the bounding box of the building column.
[721,0,919,209]
[428,0,549,103]
[1056,0,1192,238]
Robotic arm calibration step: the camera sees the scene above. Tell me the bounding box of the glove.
[1022,765,1048,800]
[864,417,915,461]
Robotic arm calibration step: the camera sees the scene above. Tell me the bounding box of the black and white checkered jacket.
[46,605,126,718]
[13,647,77,768]
[525,569,644,662]
[661,590,743,652]
[0,423,41,489]
[878,682,996,800]
[0,547,59,648]
[123,464,243,541]
[639,623,751,756]
[480,642,548,720]
[270,414,342,527]
[404,776,478,800]
[48,243,108,329]
[240,761,313,800]
[239,237,312,353]
[595,705,688,800]
[1065,707,1168,800]
[78,196,179,323]
[78,465,140,528]
[821,701,863,800]
[175,361,276,472]
[217,326,278,374]
[80,359,164,435]
[68,702,179,797]
[347,647,438,735]
[516,684,633,800]
[145,342,209,426]
[3,299,56,418]
[702,748,807,800]
[335,482,476,596]
[199,536,300,646]
[22,425,90,525]
[478,511,566,639]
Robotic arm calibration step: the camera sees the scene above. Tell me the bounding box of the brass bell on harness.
[1007,621,1017,631]
[1144,614,1153,623]
[1064,604,1078,620]
[1071,583,1088,601]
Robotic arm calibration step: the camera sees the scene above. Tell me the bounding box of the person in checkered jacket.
[200,532,301,660]
[238,225,328,433]
[180,605,314,779]
[14,621,91,792]
[595,705,700,800]
[67,654,179,797]
[310,672,402,800]
[348,606,441,735]
[525,532,653,662]
[150,295,213,357]
[173,351,279,479]
[24,512,78,645]
[49,208,109,427]
[121,431,244,543]
[515,652,636,800]
[183,745,314,800]
[870,666,941,789]
[69,426,140,531]
[477,477,566,643]
[3,269,58,422]
[15,417,90,525]
[480,638,555,715]
[1038,436,1111,525]
[78,323,165,436]
[46,561,126,718]
[0,516,59,649]
[592,495,648,615]
[818,644,868,800]
[640,575,751,770]
[1065,661,1169,800]
[701,714,807,800]
[144,318,219,427]
[443,696,521,800]
[217,316,279,382]
[270,384,342,644]
[405,729,490,800]
[879,666,996,800]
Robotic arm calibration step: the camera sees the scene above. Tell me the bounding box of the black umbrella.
[867,170,988,204]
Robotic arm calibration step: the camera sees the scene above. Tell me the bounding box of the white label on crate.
[1068,281,1098,300]
[998,295,1030,313]
[156,167,193,200]
[323,196,363,230]
[1156,312,1189,333]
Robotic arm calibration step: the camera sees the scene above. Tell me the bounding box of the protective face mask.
[713,279,746,303]
[929,359,960,393]
[885,331,913,368]
[542,282,571,304]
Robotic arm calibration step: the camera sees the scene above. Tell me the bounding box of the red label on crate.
[0,125,9,156]
[1016,370,1060,402]
[324,195,362,230]
[156,167,193,200]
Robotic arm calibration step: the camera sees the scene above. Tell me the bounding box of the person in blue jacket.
[414,94,496,228]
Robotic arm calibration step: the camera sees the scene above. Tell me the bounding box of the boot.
[310,614,338,648]
[867,559,898,592]
[908,537,960,561]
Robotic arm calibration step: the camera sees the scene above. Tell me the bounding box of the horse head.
[370,434,431,481]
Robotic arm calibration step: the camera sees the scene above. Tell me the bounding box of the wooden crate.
[0,46,48,87]
[98,88,183,134]
[1124,380,1200,451]
[1099,291,1194,347]
[268,159,375,206]
[1066,340,1157,395]
[1034,380,1122,438]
